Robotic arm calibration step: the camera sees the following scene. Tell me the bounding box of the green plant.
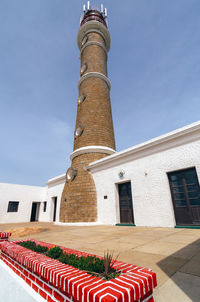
[58,253,105,273]
[16,241,120,280]
[86,251,120,280]
[46,246,63,259]
[35,244,49,254]
[101,251,120,280]
[58,251,120,280]
[18,241,48,254]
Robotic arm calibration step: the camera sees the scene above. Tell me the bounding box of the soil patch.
[5,227,49,238]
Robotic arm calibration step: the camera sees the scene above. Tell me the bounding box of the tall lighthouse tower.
[60,2,116,222]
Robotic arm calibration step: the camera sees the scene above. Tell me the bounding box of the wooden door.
[168,167,200,226]
[30,202,37,222]
[53,197,57,222]
[118,182,134,224]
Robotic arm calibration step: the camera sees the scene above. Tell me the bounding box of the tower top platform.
[80,10,107,28]
[77,3,110,51]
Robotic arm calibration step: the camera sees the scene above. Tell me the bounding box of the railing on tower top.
[80,10,107,27]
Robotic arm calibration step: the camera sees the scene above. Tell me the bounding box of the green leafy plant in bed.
[18,241,48,254]
[46,246,63,259]
[17,241,120,280]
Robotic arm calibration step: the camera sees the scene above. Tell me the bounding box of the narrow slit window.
[81,35,88,46]
[80,62,87,75]
[77,93,86,105]
[43,201,47,212]
[74,126,84,138]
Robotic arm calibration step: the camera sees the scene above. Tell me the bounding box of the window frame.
[7,201,19,213]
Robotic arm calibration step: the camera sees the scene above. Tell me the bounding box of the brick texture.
[60,20,115,222]
[60,153,107,222]
[0,240,157,302]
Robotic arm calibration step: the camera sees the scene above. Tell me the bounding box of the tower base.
[60,152,107,223]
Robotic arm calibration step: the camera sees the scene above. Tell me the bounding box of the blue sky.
[0,0,200,186]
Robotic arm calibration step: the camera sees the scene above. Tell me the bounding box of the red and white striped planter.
[0,231,12,242]
[0,240,157,302]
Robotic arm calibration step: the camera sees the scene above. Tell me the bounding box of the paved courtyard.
[0,222,200,301]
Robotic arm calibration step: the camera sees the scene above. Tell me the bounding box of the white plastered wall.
[0,183,46,223]
[0,174,66,224]
[90,136,200,227]
[45,174,65,223]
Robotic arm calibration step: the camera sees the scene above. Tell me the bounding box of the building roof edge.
[87,120,200,170]
[46,173,66,186]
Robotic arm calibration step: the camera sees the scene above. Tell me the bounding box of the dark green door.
[168,167,200,225]
[118,182,134,224]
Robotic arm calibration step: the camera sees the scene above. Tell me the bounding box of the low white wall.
[0,183,46,223]
[91,140,200,227]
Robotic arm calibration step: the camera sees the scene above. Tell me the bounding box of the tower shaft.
[60,7,115,222]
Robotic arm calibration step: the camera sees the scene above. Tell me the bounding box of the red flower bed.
[0,240,157,302]
[0,231,12,241]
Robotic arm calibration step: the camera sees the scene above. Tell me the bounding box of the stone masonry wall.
[74,77,115,151]
[60,153,108,222]
[60,21,116,223]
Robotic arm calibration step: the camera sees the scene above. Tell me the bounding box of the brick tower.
[60,2,115,222]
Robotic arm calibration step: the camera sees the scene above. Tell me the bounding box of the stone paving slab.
[0,222,200,302]
[134,240,200,260]
[159,233,200,245]
[117,250,187,286]
[154,272,200,302]
[179,253,200,277]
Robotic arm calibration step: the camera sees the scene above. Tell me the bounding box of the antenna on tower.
[83,4,86,12]
[104,7,107,18]
[87,1,90,10]
[100,4,104,14]
[104,7,108,26]
[104,7,108,18]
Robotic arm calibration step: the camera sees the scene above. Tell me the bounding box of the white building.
[0,175,65,224]
[0,121,200,227]
[88,121,200,227]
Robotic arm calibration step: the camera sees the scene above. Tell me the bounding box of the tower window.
[80,62,87,75]
[66,167,77,182]
[77,93,86,105]
[81,35,88,46]
[75,126,84,138]
[7,201,19,212]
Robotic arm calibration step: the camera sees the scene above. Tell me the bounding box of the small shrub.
[35,245,48,254]
[46,246,63,259]
[17,241,120,280]
[58,253,77,265]
[101,251,120,280]
[19,241,36,250]
[58,253,105,274]
[17,241,48,254]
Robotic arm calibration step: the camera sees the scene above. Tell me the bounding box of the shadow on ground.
[157,238,200,301]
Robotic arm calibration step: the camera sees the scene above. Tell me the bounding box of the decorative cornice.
[77,21,110,51]
[70,146,115,161]
[87,121,200,171]
[46,174,66,186]
[80,41,107,58]
[78,72,111,90]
